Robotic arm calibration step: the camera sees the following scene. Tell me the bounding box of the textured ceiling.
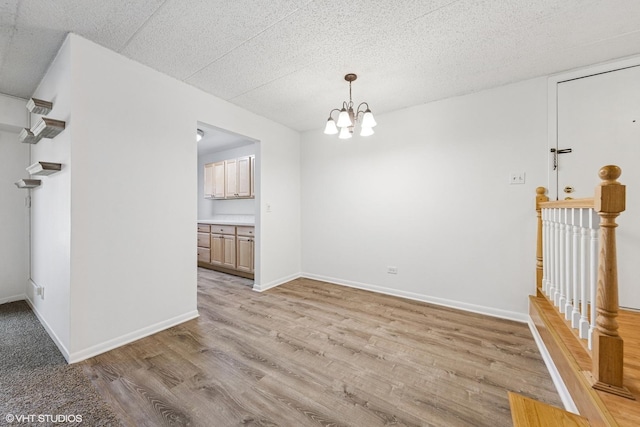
[2,1,640,132]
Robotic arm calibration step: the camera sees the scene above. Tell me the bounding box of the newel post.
[590,165,633,398]
[535,187,549,295]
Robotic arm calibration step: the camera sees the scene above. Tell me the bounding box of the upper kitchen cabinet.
[204,163,214,198]
[204,156,254,200]
[213,161,225,198]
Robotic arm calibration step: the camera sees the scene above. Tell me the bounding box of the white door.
[555,64,640,309]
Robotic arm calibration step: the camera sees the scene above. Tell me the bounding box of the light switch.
[509,172,526,185]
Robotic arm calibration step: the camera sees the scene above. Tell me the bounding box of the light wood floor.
[534,293,640,426]
[82,269,562,426]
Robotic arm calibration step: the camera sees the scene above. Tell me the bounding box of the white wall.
[301,77,548,320]
[29,39,73,352]
[0,129,29,304]
[0,93,28,304]
[27,34,301,361]
[198,144,256,219]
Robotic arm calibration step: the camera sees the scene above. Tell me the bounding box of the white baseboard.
[253,272,301,292]
[68,310,200,363]
[301,273,528,323]
[0,293,26,305]
[25,296,72,361]
[527,318,578,413]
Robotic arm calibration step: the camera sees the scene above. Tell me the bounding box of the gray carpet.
[0,301,122,426]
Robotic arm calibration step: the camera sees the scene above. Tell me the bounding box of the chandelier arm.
[356,102,370,113]
[328,108,341,120]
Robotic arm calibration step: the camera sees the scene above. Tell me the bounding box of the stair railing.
[535,165,632,398]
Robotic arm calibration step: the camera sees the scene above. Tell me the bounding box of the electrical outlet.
[387,266,398,274]
[509,172,526,185]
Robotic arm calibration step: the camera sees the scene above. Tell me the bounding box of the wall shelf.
[31,117,65,139]
[27,161,62,176]
[15,179,42,189]
[26,98,53,115]
[19,128,43,144]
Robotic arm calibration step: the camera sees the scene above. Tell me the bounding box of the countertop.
[198,215,255,226]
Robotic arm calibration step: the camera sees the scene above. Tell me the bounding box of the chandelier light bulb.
[324,118,339,135]
[338,126,352,139]
[337,108,352,128]
[360,126,374,137]
[361,110,377,128]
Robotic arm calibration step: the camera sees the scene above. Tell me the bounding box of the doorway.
[196,123,259,288]
[549,58,640,309]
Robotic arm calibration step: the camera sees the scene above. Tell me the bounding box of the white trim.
[253,272,301,292]
[527,318,578,414]
[0,294,26,305]
[301,273,528,323]
[67,310,200,363]
[25,296,71,361]
[547,54,640,200]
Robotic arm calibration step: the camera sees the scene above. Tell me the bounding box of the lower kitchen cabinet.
[197,224,211,263]
[198,223,254,279]
[236,226,254,273]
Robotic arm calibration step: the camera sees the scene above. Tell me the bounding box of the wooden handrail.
[535,165,633,399]
[539,198,594,209]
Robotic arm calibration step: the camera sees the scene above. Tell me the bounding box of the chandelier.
[323,73,377,139]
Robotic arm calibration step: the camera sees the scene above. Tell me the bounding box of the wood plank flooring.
[82,269,562,426]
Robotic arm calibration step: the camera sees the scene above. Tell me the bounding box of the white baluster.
[553,209,560,306]
[542,209,549,295]
[565,208,573,319]
[571,208,581,327]
[558,209,566,312]
[579,208,590,339]
[546,209,552,296]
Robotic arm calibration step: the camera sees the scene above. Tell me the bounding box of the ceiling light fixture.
[324,73,377,138]
[196,129,204,142]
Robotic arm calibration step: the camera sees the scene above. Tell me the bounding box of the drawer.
[197,224,211,233]
[197,247,210,263]
[237,226,255,237]
[210,224,235,235]
[197,232,210,248]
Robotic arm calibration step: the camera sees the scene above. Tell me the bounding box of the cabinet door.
[250,155,255,197]
[197,247,211,263]
[212,161,226,198]
[236,156,251,198]
[204,163,214,198]
[237,236,254,273]
[225,159,237,198]
[210,234,224,265]
[197,232,210,248]
[222,235,236,268]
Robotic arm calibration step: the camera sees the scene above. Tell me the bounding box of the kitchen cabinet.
[203,156,253,199]
[204,163,214,198]
[197,224,211,263]
[210,225,236,268]
[225,156,251,198]
[212,161,225,198]
[250,155,255,197]
[236,226,255,273]
[197,223,254,279]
